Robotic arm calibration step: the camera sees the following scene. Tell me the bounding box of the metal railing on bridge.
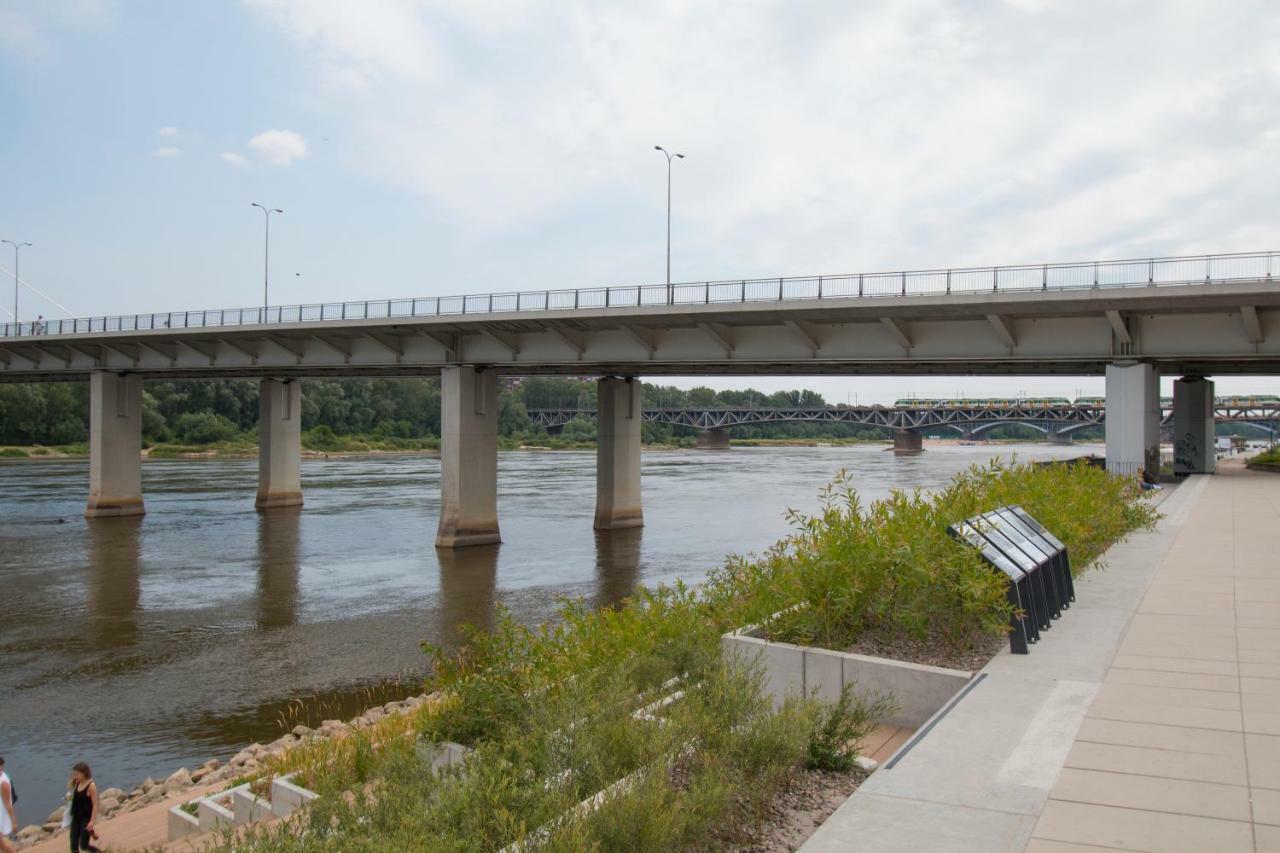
[4,250,1276,339]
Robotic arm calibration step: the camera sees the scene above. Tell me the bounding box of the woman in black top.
[67,763,100,853]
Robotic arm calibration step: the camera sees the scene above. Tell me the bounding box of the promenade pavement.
[803,460,1279,852]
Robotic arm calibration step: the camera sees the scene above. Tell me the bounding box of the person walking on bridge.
[67,763,100,853]
[0,757,16,853]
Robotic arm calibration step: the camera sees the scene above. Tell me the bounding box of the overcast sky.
[1,0,1279,402]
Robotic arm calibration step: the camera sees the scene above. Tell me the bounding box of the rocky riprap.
[14,693,433,849]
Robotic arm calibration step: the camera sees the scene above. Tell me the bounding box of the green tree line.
[0,377,893,448]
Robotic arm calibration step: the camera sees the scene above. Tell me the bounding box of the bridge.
[527,402,1280,440]
[2,250,1277,545]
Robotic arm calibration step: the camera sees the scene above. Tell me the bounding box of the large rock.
[164,767,192,792]
[100,787,125,802]
[291,724,312,738]
[201,758,221,770]
[98,796,121,814]
[141,777,158,792]
[17,825,44,840]
[45,806,65,823]
[230,749,255,767]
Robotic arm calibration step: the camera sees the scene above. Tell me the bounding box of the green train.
[892,395,1279,409]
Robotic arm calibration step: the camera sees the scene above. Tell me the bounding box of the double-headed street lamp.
[2,239,32,330]
[251,203,283,310]
[654,145,684,287]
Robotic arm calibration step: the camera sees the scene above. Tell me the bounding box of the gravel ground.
[846,630,1005,672]
[716,768,865,852]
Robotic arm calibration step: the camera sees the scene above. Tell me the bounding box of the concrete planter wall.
[168,773,319,842]
[722,620,974,729]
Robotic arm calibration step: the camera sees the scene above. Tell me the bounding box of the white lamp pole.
[653,146,684,290]
[2,239,32,332]
[251,203,283,311]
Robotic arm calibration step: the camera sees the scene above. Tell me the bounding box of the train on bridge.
[893,395,1280,408]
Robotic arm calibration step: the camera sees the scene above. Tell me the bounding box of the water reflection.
[86,516,142,648]
[435,544,499,650]
[256,509,302,630]
[593,527,643,610]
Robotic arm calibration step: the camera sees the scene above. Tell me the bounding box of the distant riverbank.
[0,435,1089,460]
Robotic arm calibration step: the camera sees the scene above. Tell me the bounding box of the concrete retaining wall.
[722,624,973,729]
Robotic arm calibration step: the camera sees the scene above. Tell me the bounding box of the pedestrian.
[33,315,44,335]
[0,756,15,853]
[67,763,100,853]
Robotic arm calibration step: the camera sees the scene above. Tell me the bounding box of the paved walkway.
[803,461,1280,852]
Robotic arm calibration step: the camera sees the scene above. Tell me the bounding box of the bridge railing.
[4,250,1275,339]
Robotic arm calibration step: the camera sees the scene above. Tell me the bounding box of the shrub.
[805,685,896,772]
[173,411,240,444]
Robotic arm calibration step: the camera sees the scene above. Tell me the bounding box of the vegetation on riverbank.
[205,459,1152,852]
[708,461,1158,666]
[1248,446,1280,469]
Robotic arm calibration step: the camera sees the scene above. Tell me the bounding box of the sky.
[1,0,1279,403]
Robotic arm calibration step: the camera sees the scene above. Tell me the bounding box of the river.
[0,442,1094,820]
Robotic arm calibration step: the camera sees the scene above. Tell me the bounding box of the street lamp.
[654,145,684,288]
[2,239,32,332]
[251,203,283,311]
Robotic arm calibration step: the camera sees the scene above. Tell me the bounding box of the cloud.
[247,129,309,166]
[243,1,1280,278]
[151,146,180,158]
[157,125,179,137]
[221,151,249,168]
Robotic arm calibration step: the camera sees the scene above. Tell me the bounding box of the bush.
[1250,446,1280,465]
[173,411,240,444]
[706,460,1158,654]
[805,685,895,772]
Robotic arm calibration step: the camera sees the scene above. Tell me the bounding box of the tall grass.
[706,460,1158,654]
[217,460,1155,852]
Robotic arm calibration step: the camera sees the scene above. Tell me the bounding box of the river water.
[0,442,1094,820]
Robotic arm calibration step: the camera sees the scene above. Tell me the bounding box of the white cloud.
[243,1,1280,280]
[221,151,249,168]
[151,146,180,158]
[157,125,179,137]
[247,129,309,166]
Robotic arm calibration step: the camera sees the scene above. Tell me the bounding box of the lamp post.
[2,239,32,333]
[653,146,684,291]
[251,203,283,312]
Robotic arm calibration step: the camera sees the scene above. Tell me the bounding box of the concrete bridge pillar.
[1105,362,1160,477]
[594,376,644,530]
[256,379,303,510]
[1047,428,1073,445]
[436,366,501,548]
[892,430,924,455]
[86,371,146,518]
[696,428,731,449]
[1172,377,1215,475]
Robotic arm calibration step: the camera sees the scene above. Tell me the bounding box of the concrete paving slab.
[1064,740,1249,786]
[1073,717,1245,757]
[1104,667,1240,692]
[1049,767,1251,822]
[1032,799,1254,852]
[800,792,1037,853]
[1253,786,1280,826]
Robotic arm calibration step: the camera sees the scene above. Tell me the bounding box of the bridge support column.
[436,366,501,548]
[1172,377,1215,475]
[1047,428,1073,445]
[256,379,303,510]
[1105,362,1160,477]
[892,430,924,455]
[86,371,146,518]
[696,428,731,450]
[594,376,643,530]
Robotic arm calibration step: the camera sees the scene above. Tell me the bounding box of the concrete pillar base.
[436,366,501,548]
[1105,362,1161,477]
[85,496,147,518]
[1172,377,1216,475]
[595,377,644,530]
[256,379,304,511]
[1047,430,1073,445]
[892,431,924,455]
[86,371,146,519]
[696,428,731,450]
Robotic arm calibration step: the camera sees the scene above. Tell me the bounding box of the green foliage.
[804,685,895,772]
[706,460,1159,654]
[173,411,240,444]
[1250,446,1280,465]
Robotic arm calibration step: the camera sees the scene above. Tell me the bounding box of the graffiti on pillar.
[1174,431,1199,471]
